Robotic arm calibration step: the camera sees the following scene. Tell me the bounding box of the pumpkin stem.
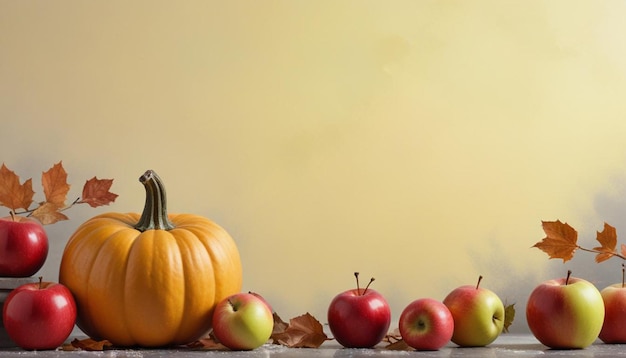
[134,170,175,231]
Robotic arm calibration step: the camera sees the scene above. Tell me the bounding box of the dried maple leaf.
[593,223,618,263]
[271,312,329,348]
[503,302,516,333]
[272,312,289,337]
[64,338,112,351]
[186,330,227,351]
[41,161,70,206]
[532,220,579,262]
[385,339,410,350]
[31,202,69,225]
[0,164,34,211]
[79,177,118,208]
[383,330,410,350]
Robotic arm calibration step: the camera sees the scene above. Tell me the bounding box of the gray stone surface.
[0,335,625,357]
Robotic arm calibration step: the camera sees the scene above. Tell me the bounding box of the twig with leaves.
[533,220,626,263]
[0,162,117,225]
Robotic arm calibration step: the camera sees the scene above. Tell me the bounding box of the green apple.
[526,270,604,349]
[442,276,504,347]
[211,292,273,350]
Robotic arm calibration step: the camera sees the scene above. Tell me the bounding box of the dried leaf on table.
[503,302,516,333]
[383,329,411,351]
[63,338,112,351]
[186,331,227,351]
[271,312,329,348]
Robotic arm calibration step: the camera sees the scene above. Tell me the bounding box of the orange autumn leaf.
[79,177,118,208]
[593,223,617,263]
[622,244,626,258]
[31,202,69,225]
[532,220,579,262]
[41,161,70,206]
[0,164,34,211]
[271,312,329,348]
[0,162,117,224]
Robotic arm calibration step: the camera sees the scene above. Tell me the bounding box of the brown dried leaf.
[383,330,411,350]
[66,338,112,351]
[41,161,70,206]
[593,223,617,263]
[622,244,626,258]
[0,164,34,211]
[272,312,289,337]
[271,312,329,348]
[385,339,410,351]
[79,177,118,208]
[532,220,579,262]
[31,202,69,225]
[186,331,227,351]
[503,302,516,333]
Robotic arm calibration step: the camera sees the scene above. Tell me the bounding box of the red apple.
[443,275,505,347]
[526,270,604,349]
[3,277,77,350]
[598,264,626,344]
[327,272,391,348]
[399,298,454,350]
[0,213,48,277]
[212,292,274,350]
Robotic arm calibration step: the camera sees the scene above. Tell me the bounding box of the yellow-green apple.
[248,291,273,313]
[526,270,604,349]
[399,298,454,350]
[2,277,77,350]
[211,292,273,350]
[327,272,391,348]
[597,265,626,344]
[0,213,48,277]
[442,275,504,347]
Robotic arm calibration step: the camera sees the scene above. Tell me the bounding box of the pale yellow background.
[2,1,626,334]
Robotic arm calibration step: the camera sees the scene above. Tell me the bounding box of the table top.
[0,334,625,357]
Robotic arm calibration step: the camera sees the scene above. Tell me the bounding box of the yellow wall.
[3,1,626,333]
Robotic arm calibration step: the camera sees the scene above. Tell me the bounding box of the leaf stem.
[577,245,626,260]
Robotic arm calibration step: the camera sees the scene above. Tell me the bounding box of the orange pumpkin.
[59,170,242,347]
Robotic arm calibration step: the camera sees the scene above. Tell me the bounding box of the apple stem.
[228,299,238,312]
[9,210,16,222]
[622,263,625,288]
[363,278,375,295]
[38,276,43,289]
[476,275,483,290]
[354,272,361,294]
[565,269,572,285]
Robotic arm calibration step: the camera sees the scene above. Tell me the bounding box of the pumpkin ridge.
[169,226,217,344]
